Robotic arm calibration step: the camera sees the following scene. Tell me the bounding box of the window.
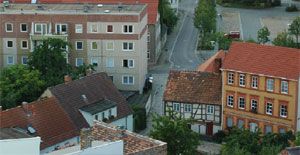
[147,32,150,42]
[107,25,113,33]
[123,59,134,68]
[252,76,258,88]
[21,40,28,49]
[76,58,83,66]
[123,25,133,33]
[279,128,286,133]
[266,79,274,91]
[102,112,105,119]
[56,24,67,34]
[6,23,13,32]
[109,109,112,116]
[35,24,47,34]
[91,58,98,66]
[75,24,83,33]
[107,42,114,50]
[239,74,245,87]
[249,122,258,132]
[109,76,114,82]
[22,56,28,65]
[91,24,98,33]
[266,102,273,115]
[226,117,233,127]
[207,105,214,114]
[7,40,13,48]
[106,58,114,67]
[95,114,98,120]
[280,105,287,118]
[238,120,244,129]
[7,56,14,65]
[173,103,180,112]
[238,97,245,109]
[251,99,258,112]
[228,73,234,84]
[184,104,191,112]
[91,41,97,50]
[227,95,234,107]
[20,24,27,32]
[123,42,134,51]
[281,81,288,94]
[147,49,150,59]
[76,41,83,50]
[265,125,272,134]
[122,76,134,85]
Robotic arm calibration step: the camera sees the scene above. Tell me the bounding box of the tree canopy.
[257,26,270,44]
[148,110,200,155]
[289,16,300,47]
[194,0,216,36]
[272,31,297,48]
[0,65,45,110]
[160,0,178,34]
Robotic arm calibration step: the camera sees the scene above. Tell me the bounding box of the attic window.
[27,125,36,134]
[82,94,87,100]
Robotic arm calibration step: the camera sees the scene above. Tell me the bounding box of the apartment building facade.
[221,42,300,134]
[0,3,148,93]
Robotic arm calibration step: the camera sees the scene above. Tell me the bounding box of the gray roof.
[0,128,32,140]
[80,99,118,115]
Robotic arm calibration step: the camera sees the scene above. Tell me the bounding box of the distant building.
[0,128,41,155]
[221,42,300,133]
[0,3,147,93]
[163,70,222,136]
[197,50,226,73]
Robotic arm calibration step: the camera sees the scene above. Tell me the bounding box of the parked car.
[224,31,240,39]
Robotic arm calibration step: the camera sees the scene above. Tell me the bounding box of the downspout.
[221,69,224,130]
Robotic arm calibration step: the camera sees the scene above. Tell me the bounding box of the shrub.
[109,115,115,120]
[285,4,298,12]
[130,105,147,131]
[212,130,227,143]
[102,118,108,122]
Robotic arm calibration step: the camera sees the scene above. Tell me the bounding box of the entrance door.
[206,122,213,136]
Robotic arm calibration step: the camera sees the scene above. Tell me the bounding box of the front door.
[206,122,213,136]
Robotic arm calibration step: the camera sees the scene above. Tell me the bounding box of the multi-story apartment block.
[0,3,148,93]
[221,42,300,134]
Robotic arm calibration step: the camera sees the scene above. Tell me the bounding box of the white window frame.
[280,105,287,118]
[227,95,234,107]
[122,42,134,51]
[22,56,28,65]
[106,58,114,68]
[266,79,274,92]
[76,41,83,50]
[123,25,134,34]
[238,97,245,109]
[207,105,214,114]
[122,75,134,85]
[147,32,150,42]
[91,41,97,50]
[123,59,134,68]
[6,40,14,48]
[107,24,113,33]
[106,42,114,50]
[239,74,245,87]
[91,58,98,66]
[266,102,273,115]
[173,103,180,112]
[6,23,13,32]
[35,23,47,34]
[55,24,68,34]
[7,56,14,65]
[184,104,191,112]
[228,72,234,84]
[21,40,28,49]
[251,99,257,111]
[281,81,288,94]
[252,76,258,89]
[91,24,98,33]
[76,58,83,67]
[75,24,83,33]
[20,23,27,32]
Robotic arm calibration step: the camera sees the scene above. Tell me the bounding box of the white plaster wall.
[199,125,206,135]
[110,114,133,131]
[71,140,123,155]
[79,107,117,127]
[0,137,41,155]
[213,125,221,134]
[41,136,80,154]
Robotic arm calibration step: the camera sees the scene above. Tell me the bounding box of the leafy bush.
[285,4,298,12]
[212,130,227,143]
[130,105,147,131]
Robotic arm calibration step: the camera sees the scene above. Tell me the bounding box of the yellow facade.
[222,70,298,133]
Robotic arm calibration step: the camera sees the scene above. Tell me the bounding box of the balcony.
[30,33,68,41]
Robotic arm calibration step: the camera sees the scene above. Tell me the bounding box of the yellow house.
[221,42,300,134]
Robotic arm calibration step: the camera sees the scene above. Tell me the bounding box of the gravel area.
[221,11,240,33]
[261,16,296,37]
[197,141,222,155]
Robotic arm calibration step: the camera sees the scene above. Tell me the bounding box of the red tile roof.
[197,50,226,73]
[0,97,79,149]
[163,70,222,105]
[48,72,133,130]
[222,42,300,80]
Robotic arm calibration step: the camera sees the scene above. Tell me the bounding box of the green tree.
[161,0,178,33]
[28,38,71,87]
[289,16,300,47]
[257,26,270,44]
[148,110,200,155]
[70,63,95,80]
[194,0,216,36]
[295,131,300,146]
[0,65,45,110]
[272,31,297,48]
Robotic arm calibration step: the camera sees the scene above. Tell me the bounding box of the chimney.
[80,128,92,150]
[64,75,72,83]
[86,69,93,76]
[213,58,222,73]
[116,127,125,137]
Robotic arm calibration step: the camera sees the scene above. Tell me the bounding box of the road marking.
[238,12,244,40]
